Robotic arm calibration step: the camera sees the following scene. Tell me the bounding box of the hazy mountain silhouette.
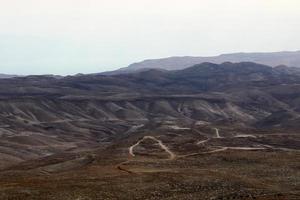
[105,51,300,74]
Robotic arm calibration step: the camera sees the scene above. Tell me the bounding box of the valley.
[0,62,299,199]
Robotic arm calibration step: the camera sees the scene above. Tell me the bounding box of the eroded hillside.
[0,62,299,199]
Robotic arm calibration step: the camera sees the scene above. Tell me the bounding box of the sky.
[0,0,300,75]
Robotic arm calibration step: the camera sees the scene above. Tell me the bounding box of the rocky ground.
[0,62,299,199]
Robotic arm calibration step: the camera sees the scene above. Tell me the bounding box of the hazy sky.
[1,0,300,75]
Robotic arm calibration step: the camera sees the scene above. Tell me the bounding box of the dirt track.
[129,136,176,160]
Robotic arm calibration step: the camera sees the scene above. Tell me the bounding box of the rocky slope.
[0,62,299,129]
[0,62,299,199]
[0,62,298,168]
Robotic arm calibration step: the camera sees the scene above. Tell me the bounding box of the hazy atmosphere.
[1,1,300,199]
[1,0,300,75]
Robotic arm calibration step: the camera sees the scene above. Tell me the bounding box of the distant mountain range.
[0,74,18,79]
[0,62,299,129]
[2,51,300,77]
[105,50,300,74]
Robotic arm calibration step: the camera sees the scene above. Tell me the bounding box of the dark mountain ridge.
[0,62,299,125]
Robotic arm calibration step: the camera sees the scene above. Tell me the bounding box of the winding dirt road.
[122,126,295,173]
[197,127,220,145]
[197,139,210,145]
[180,146,267,158]
[214,128,221,138]
[129,136,176,160]
[234,134,257,138]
